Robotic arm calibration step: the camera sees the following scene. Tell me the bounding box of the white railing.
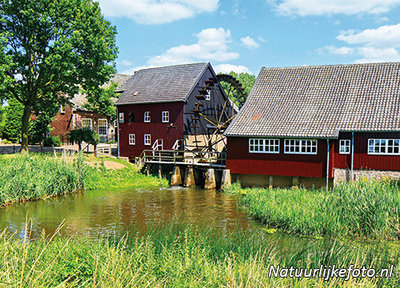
[172,139,183,150]
[152,139,163,151]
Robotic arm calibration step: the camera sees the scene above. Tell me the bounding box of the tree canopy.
[0,0,118,151]
[219,71,256,108]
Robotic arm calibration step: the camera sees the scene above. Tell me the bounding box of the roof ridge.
[261,62,400,71]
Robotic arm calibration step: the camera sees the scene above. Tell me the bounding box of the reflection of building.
[225,62,400,187]
[115,63,236,158]
[50,74,130,143]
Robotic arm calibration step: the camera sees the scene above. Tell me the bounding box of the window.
[162,111,169,123]
[98,119,108,142]
[368,139,400,155]
[119,112,124,123]
[339,140,351,154]
[144,134,151,146]
[60,105,65,114]
[249,138,280,153]
[144,111,151,123]
[205,90,211,101]
[284,139,317,154]
[81,118,92,130]
[128,112,135,123]
[129,134,135,145]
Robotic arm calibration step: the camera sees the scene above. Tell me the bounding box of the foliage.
[0,0,118,151]
[43,135,61,147]
[219,71,256,107]
[84,82,118,119]
[67,128,100,150]
[225,179,400,240]
[29,113,55,144]
[0,154,89,206]
[2,98,23,143]
[0,102,6,138]
[0,222,397,287]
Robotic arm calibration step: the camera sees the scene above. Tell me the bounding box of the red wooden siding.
[334,132,400,171]
[226,137,334,178]
[118,102,185,158]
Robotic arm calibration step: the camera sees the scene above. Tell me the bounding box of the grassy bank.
[0,222,398,287]
[0,154,167,206]
[225,180,400,240]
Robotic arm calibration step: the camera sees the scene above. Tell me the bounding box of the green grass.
[225,179,400,240]
[0,154,168,206]
[0,222,397,287]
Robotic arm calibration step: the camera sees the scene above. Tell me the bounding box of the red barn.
[115,63,236,159]
[224,62,400,187]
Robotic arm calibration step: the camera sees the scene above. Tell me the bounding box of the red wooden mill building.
[224,62,400,187]
[115,63,236,159]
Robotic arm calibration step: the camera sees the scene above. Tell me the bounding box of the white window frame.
[144,111,151,123]
[368,139,400,155]
[81,118,93,130]
[205,90,211,101]
[249,138,280,154]
[339,139,351,154]
[129,134,135,145]
[284,139,318,155]
[98,119,108,136]
[162,111,169,123]
[119,112,124,123]
[60,105,65,114]
[144,134,151,146]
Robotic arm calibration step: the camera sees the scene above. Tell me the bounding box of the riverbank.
[224,180,400,240]
[1,222,397,287]
[0,154,167,206]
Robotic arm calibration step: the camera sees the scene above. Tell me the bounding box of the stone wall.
[334,168,400,185]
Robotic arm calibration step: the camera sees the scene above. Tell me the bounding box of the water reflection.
[0,187,259,239]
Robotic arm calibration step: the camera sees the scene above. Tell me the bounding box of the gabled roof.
[115,63,209,105]
[71,73,130,111]
[225,62,400,138]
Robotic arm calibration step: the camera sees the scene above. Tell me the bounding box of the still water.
[0,186,264,238]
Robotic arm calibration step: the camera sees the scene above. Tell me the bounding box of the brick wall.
[334,168,400,185]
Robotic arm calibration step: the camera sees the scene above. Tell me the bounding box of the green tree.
[219,72,256,108]
[2,98,23,143]
[0,102,6,138]
[0,0,118,152]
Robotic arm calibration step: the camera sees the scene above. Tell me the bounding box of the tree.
[219,72,256,108]
[67,128,99,151]
[0,0,118,152]
[2,97,23,143]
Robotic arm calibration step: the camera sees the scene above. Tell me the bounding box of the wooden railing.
[137,149,226,168]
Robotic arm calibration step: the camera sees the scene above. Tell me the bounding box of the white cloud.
[337,24,400,47]
[319,45,354,55]
[214,64,251,74]
[119,60,133,67]
[98,0,219,24]
[240,36,260,49]
[355,47,400,63]
[270,0,400,16]
[322,23,400,63]
[147,27,239,66]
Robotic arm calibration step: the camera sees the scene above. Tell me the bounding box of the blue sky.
[98,0,400,76]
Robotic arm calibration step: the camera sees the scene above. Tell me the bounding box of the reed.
[225,179,400,240]
[0,221,397,287]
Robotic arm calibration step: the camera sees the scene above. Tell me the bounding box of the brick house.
[224,62,400,187]
[50,74,130,143]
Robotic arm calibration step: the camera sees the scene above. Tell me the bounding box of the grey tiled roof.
[225,62,400,138]
[115,63,209,105]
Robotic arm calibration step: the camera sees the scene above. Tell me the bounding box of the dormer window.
[144,111,151,123]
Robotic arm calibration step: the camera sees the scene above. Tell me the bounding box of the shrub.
[43,135,62,147]
[67,129,100,151]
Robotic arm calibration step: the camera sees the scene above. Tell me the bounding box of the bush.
[67,129,100,151]
[43,135,61,147]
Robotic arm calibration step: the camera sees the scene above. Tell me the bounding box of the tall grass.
[0,221,397,287]
[0,154,168,206]
[0,154,89,206]
[225,180,400,240]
